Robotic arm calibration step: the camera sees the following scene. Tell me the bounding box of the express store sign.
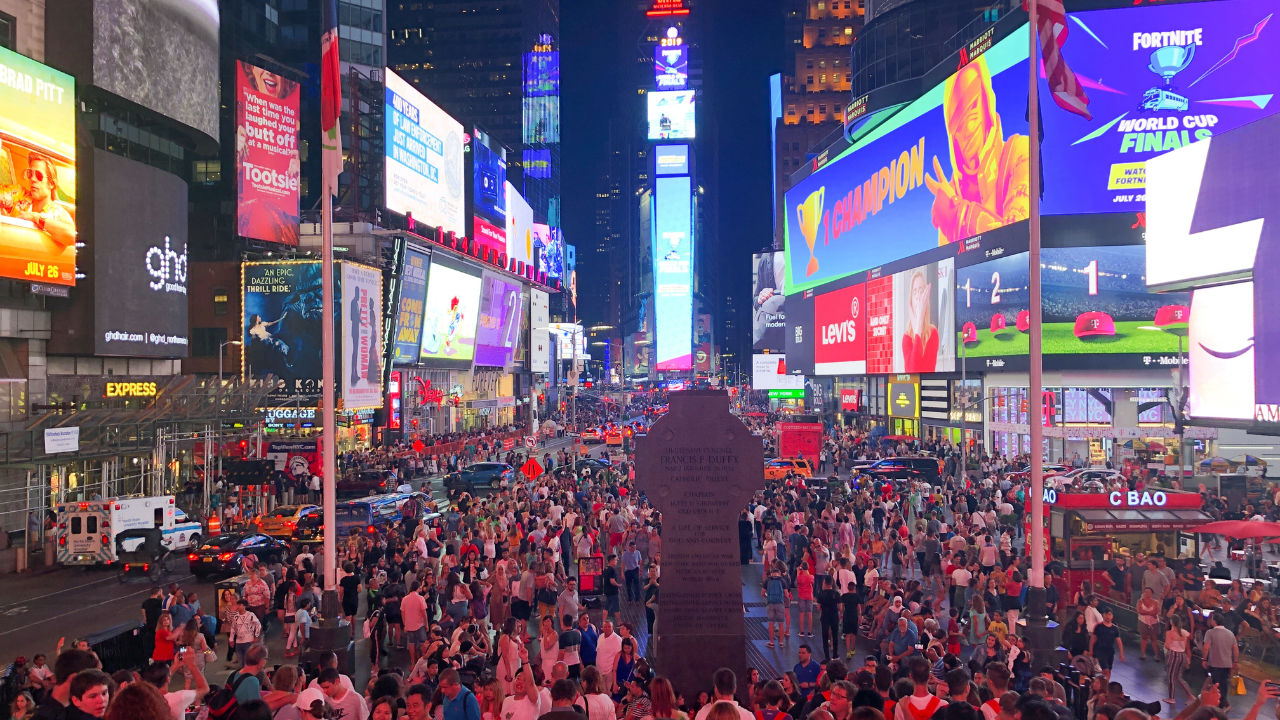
[814,283,866,375]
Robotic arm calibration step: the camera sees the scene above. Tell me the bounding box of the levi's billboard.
[814,283,866,375]
[782,26,1029,295]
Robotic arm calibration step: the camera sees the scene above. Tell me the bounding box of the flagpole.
[1026,0,1049,632]
[321,185,337,603]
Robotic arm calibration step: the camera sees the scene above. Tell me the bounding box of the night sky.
[562,0,784,343]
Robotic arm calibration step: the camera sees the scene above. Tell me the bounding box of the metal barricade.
[86,621,149,673]
[0,662,21,720]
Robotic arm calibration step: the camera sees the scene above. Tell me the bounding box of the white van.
[56,495,203,565]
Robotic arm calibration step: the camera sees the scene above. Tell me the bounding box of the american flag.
[320,0,344,196]
[1027,0,1091,120]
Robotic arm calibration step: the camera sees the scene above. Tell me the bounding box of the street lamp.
[219,340,243,382]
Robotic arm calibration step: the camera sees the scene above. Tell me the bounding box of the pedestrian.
[1201,612,1237,709]
[228,599,262,669]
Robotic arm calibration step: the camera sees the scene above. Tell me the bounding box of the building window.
[792,142,800,151]
[193,161,221,184]
[0,11,14,50]
[819,105,827,114]
[845,26,853,35]
[191,328,229,358]
[807,106,815,115]
[806,59,814,69]
[213,287,229,316]
[819,60,826,68]
[818,28,826,38]
[787,105,796,116]
[820,75,826,83]
[806,75,813,85]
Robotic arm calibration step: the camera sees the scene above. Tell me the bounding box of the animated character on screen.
[0,150,76,249]
[444,296,465,356]
[924,56,1029,245]
[902,268,940,372]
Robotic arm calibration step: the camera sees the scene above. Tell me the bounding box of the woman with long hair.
[614,638,638,700]
[175,618,209,690]
[539,615,560,683]
[104,683,170,720]
[497,617,522,696]
[9,691,35,720]
[965,596,988,652]
[1063,611,1091,658]
[369,696,397,720]
[1162,614,1195,704]
[580,666,616,720]
[446,572,472,623]
[649,676,687,720]
[476,678,505,720]
[151,612,178,664]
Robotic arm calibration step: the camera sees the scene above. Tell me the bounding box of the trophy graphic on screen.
[796,187,824,277]
[1142,44,1195,112]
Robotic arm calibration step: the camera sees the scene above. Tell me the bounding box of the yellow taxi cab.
[605,428,623,446]
[257,504,318,540]
[764,458,814,481]
[581,428,602,444]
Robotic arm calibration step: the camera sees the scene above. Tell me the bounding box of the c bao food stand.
[1029,488,1211,595]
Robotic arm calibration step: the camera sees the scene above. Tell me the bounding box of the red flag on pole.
[320,0,344,195]
[1025,0,1091,120]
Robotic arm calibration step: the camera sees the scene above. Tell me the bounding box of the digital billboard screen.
[1039,0,1280,216]
[782,27,1029,295]
[243,260,333,400]
[752,353,803,390]
[753,251,786,351]
[341,262,383,409]
[655,45,688,90]
[419,256,482,369]
[392,247,428,364]
[475,273,523,368]
[1189,282,1254,420]
[506,181,534,266]
[235,61,300,246]
[523,148,552,179]
[0,45,76,286]
[539,227,564,278]
[93,150,190,357]
[814,282,866,375]
[647,90,696,140]
[471,129,506,255]
[784,290,815,376]
[522,51,560,144]
[955,250,1031,359]
[385,70,465,235]
[655,144,689,176]
[653,175,693,370]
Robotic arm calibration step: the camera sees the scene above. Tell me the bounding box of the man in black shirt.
[538,679,589,720]
[140,587,163,659]
[32,650,99,720]
[602,555,622,627]
[816,576,843,661]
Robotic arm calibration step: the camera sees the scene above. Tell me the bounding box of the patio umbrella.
[1192,520,1280,539]
[520,458,544,478]
[1199,457,1233,473]
[1147,442,1167,453]
[1230,455,1267,469]
[1122,439,1149,451]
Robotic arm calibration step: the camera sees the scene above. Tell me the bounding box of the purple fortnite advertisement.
[474,274,523,368]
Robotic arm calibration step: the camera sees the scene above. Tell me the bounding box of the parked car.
[443,463,514,493]
[336,470,396,497]
[764,458,814,481]
[189,533,290,578]
[865,457,943,484]
[256,504,317,540]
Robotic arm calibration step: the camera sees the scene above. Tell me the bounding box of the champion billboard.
[814,283,866,375]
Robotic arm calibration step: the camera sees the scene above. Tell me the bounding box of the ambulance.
[55,495,203,566]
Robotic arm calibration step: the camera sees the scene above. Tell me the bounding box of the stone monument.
[634,389,764,698]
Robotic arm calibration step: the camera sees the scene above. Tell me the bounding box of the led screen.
[392,248,429,364]
[92,0,219,138]
[1040,0,1280,216]
[506,181,533,266]
[647,90,696,140]
[653,175,693,370]
[784,290,815,376]
[539,226,564,278]
[548,323,586,359]
[243,261,335,401]
[814,283,866,375]
[235,61,300,245]
[752,353,803,390]
[865,258,956,373]
[782,27,1029,295]
[0,46,76,286]
[1190,282,1254,420]
[955,251,1031,358]
[522,51,560,144]
[752,251,786,351]
[475,273,523,368]
[655,144,689,176]
[419,257,482,369]
[385,70,465,235]
[471,130,506,256]
[655,45,688,90]
[94,150,189,357]
[341,262,383,409]
[523,148,552,179]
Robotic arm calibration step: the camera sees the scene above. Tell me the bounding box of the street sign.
[523,436,537,448]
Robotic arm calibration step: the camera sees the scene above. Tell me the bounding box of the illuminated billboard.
[814,283,866,375]
[523,148,552,179]
[506,181,534,266]
[471,128,506,256]
[1040,0,1280,215]
[523,51,560,144]
[235,61,300,245]
[539,227,564,278]
[341,262,383,409]
[782,27,1030,295]
[392,247,429,364]
[655,45,688,90]
[0,45,76,286]
[865,259,955,373]
[419,256,482,369]
[548,323,586,359]
[752,251,786,351]
[647,90,696,140]
[655,144,689,176]
[752,353,803,390]
[243,261,334,401]
[385,70,465,235]
[475,273,523,369]
[653,175,693,370]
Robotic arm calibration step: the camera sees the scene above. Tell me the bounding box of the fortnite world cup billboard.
[1040,0,1280,216]
[782,27,1030,295]
[654,176,693,371]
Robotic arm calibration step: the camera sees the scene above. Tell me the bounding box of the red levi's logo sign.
[814,283,866,375]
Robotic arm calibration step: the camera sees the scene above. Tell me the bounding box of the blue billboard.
[393,248,429,364]
[1040,0,1280,215]
[655,144,689,175]
[653,176,693,371]
[655,45,688,90]
[522,51,560,144]
[472,130,506,231]
[782,26,1030,295]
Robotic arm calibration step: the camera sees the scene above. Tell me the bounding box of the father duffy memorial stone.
[634,390,764,698]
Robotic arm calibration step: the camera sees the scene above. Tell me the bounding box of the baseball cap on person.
[296,688,326,709]
[990,314,1007,333]
[1016,310,1030,333]
[961,322,978,345]
[1073,311,1116,338]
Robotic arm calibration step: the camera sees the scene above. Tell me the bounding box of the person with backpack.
[763,566,790,649]
[208,643,267,720]
[438,668,481,720]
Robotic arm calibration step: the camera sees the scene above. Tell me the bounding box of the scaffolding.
[0,375,275,536]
